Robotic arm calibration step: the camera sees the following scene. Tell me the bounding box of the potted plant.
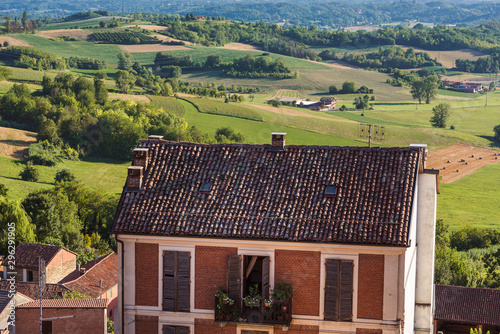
[271,282,293,301]
[243,284,262,307]
[216,288,234,309]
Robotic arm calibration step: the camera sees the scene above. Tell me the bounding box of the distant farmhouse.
[442,80,483,93]
[275,96,337,111]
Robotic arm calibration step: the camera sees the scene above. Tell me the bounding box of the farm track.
[249,104,356,123]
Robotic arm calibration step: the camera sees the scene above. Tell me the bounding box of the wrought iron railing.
[214,296,292,325]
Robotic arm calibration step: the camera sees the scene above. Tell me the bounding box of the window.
[226,255,270,307]
[324,259,353,322]
[162,325,190,334]
[27,270,34,282]
[42,320,52,334]
[199,182,212,193]
[163,251,191,312]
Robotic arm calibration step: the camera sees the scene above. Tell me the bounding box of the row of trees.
[3,11,37,33]
[329,81,374,95]
[337,46,437,69]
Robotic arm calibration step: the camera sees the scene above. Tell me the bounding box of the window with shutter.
[162,325,190,334]
[163,251,191,312]
[324,259,353,322]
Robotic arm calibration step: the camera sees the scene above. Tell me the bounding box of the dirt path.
[250,104,356,123]
[221,43,262,51]
[427,143,500,183]
[0,127,37,160]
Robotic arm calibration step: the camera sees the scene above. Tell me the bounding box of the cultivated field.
[108,93,151,103]
[124,25,169,31]
[427,143,500,183]
[0,127,36,160]
[221,43,262,51]
[407,48,487,69]
[0,36,32,47]
[36,29,91,41]
[119,44,189,53]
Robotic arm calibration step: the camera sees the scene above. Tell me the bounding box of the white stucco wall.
[414,173,437,334]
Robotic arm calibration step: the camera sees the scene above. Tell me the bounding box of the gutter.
[115,235,125,334]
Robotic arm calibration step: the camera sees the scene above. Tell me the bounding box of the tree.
[494,124,500,142]
[5,15,11,33]
[20,161,40,182]
[99,21,106,28]
[2,41,9,47]
[117,52,133,70]
[22,11,28,32]
[329,85,338,94]
[0,66,11,81]
[205,55,222,68]
[341,81,356,94]
[114,71,134,93]
[410,78,425,104]
[430,103,451,128]
[55,169,76,183]
[422,75,439,104]
[489,81,496,91]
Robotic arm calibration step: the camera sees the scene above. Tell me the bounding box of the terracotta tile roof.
[112,140,421,246]
[17,298,108,309]
[1,243,76,270]
[0,281,69,300]
[435,285,500,326]
[61,253,117,298]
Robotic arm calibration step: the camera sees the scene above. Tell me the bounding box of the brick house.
[15,299,108,334]
[434,285,500,334]
[60,253,118,320]
[1,243,77,284]
[0,290,33,334]
[112,134,439,334]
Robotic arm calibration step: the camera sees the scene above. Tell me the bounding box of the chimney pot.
[133,148,149,170]
[127,166,144,191]
[271,132,286,150]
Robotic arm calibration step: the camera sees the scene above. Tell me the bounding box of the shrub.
[19,161,40,182]
[494,124,500,142]
[0,184,8,197]
[55,169,76,183]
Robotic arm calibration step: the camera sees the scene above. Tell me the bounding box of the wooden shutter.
[177,251,191,312]
[227,254,242,303]
[176,327,190,334]
[262,257,270,300]
[163,251,176,311]
[163,251,191,312]
[339,260,353,321]
[324,259,339,321]
[163,326,175,334]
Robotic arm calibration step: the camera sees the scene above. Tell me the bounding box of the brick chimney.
[132,148,149,170]
[127,166,144,191]
[148,135,164,141]
[271,132,286,150]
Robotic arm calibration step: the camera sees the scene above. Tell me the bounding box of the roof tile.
[112,141,420,246]
[17,299,108,309]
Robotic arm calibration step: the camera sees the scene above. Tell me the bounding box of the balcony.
[214,296,292,326]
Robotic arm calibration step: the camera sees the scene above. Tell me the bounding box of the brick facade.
[136,315,158,334]
[275,250,321,316]
[135,243,159,306]
[274,324,320,334]
[356,329,383,334]
[16,307,106,334]
[357,254,384,319]
[195,246,237,310]
[194,318,236,334]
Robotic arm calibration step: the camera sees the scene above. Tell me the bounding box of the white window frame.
[320,253,359,322]
[157,321,194,334]
[237,248,275,292]
[237,324,274,334]
[157,245,195,312]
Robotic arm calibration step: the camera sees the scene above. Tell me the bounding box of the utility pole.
[359,123,385,148]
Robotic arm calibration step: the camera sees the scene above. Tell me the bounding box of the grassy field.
[182,97,264,121]
[11,34,123,65]
[0,156,128,200]
[438,163,500,231]
[148,95,186,117]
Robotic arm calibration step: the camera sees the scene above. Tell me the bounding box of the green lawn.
[0,156,129,200]
[438,163,500,231]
